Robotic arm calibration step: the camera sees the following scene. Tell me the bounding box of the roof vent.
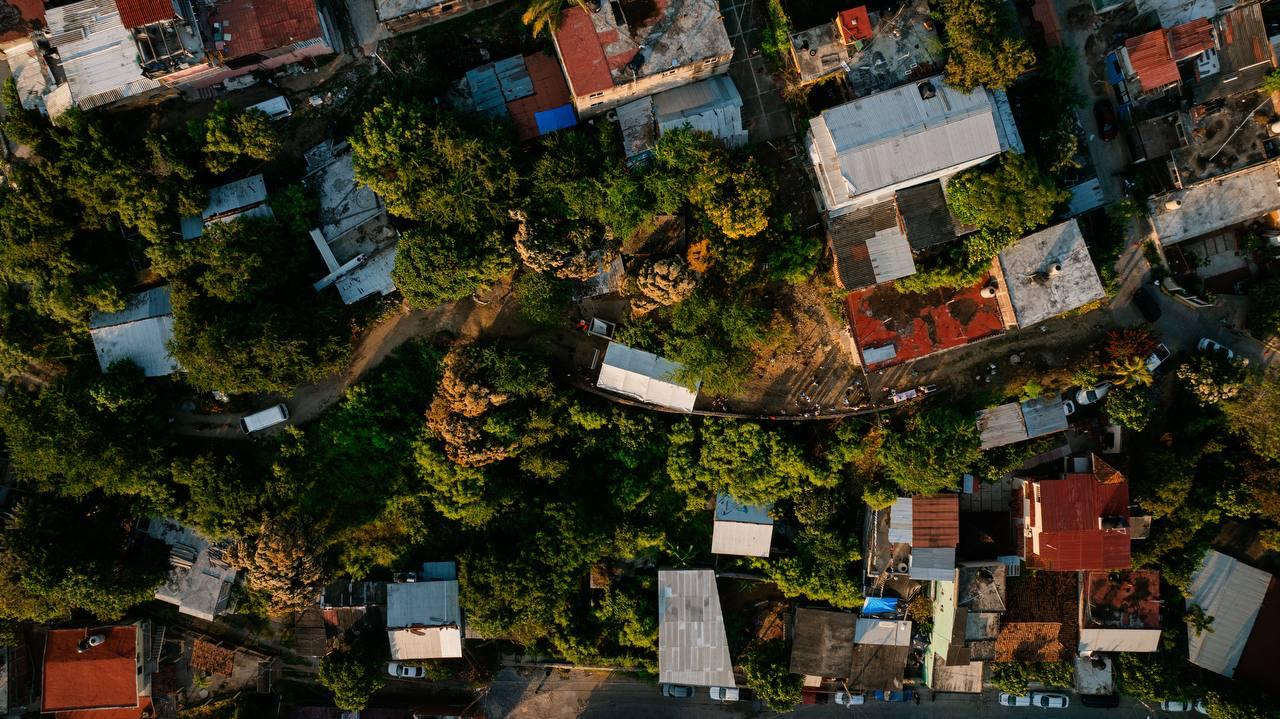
[980,286,997,298]
[1164,199,1183,211]
[896,561,910,574]
[918,81,937,100]
[76,634,106,653]
[1269,120,1280,135]
[1048,263,1063,276]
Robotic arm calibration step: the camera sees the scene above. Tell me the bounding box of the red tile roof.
[210,0,324,60]
[837,7,872,43]
[554,6,613,96]
[42,627,140,713]
[115,0,175,29]
[912,495,959,548]
[507,52,573,141]
[1125,29,1180,93]
[1169,18,1215,61]
[0,0,44,42]
[1030,469,1131,571]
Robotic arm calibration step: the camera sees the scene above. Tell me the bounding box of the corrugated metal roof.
[387,626,462,659]
[203,175,270,221]
[1149,161,1280,245]
[896,181,957,251]
[1079,628,1162,653]
[910,548,957,580]
[1030,470,1131,571]
[911,495,959,548]
[658,569,735,687]
[828,200,902,290]
[43,0,164,117]
[495,55,533,101]
[790,608,856,677]
[1187,551,1271,677]
[654,75,747,148]
[998,219,1105,328]
[848,644,908,690]
[1021,395,1069,438]
[1124,29,1180,93]
[89,287,179,377]
[977,402,1028,449]
[386,581,460,628]
[114,0,174,28]
[1169,18,1215,60]
[854,619,912,646]
[335,245,397,304]
[866,224,917,284]
[887,498,913,544]
[464,64,509,117]
[597,342,698,412]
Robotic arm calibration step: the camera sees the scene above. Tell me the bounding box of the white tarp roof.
[1079,628,1162,653]
[711,521,772,557]
[88,287,180,376]
[854,619,912,646]
[659,569,735,687]
[1186,550,1272,677]
[597,342,698,412]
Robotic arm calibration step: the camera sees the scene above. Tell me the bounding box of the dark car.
[1094,99,1118,141]
[1081,693,1122,708]
[1133,287,1162,322]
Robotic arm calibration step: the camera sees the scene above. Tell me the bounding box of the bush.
[740,639,802,712]
[991,661,1075,694]
[760,0,794,72]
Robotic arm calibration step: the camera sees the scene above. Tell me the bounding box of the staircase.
[149,624,166,663]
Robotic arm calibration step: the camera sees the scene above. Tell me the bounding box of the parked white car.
[1075,382,1112,405]
[1145,343,1171,372]
[708,686,739,701]
[1030,692,1069,709]
[998,692,1032,707]
[1062,400,1077,417]
[1197,338,1235,360]
[834,691,865,706]
[1160,699,1193,712]
[387,662,425,678]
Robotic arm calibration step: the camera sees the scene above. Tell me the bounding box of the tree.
[351,101,518,226]
[0,77,48,148]
[521,0,583,36]
[1186,602,1215,636]
[651,130,772,239]
[1105,385,1153,432]
[1177,351,1246,406]
[756,525,863,608]
[226,519,326,614]
[173,454,265,541]
[1263,68,1280,94]
[630,258,698,315]
[947,153,1067,236]
[513,271,572,328]
[740,639,802,712]
[990,661,1075,694]
[192,102,281,174]
[1246,276,1280,340]
[1111,355,1153,388]
[658,291,782,394]
[939,0,1035,90]
[393,226,514,309]
[512,211,617,279]
[318,644,387,711]
[695,420,829,504]
[1225,368,1280,461]
[1105,328,1157,364]
[880,406,982,495]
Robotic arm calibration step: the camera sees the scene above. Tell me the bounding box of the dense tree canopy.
[939,0,1035,91]
[879,405,982,495]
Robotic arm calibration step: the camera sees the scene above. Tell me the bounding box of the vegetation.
[939,0,1035,91]
[1246,276,1280,339]
[761,0,794,72]
[991,661,1075,694]
[190,101,281,174]
[317,641,387,711]
[880,406,982,495]
[740,639,803,711]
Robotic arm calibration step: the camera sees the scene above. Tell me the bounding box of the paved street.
[720,0,797,143]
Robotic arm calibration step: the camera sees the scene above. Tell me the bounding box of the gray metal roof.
[658,569,735,688]
[1021,395,1069,438]
[977,402,1028,449]
[897,181,958,251]
[41,0,164,118]
[203,175,269,221]
[464,64,508,117]
[997,219,1106,328]
[910,548,957,581]
[827,200,914,289]
[1186,550,1272,677]
[88,287,179,377]
[1149,161,1280,246]
[790,608,856,677]
[887,498,913,544]
[387,580,460,628]
[494,55,534,102]
[654,75,747,148]
[597,342,698,412]
[848,643,909,690]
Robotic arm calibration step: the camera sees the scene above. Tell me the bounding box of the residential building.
[143,518,239,622]
[89,287,179,377]
[788,6,874,84]
[710,494,773,558]
[595,342,699,412]
[303,141,399,305]
[1185,550,1280,685]
[658,569,734,688]
[375,0,502,34]
[1017,454,1131,572]
[789,608,856,686]
[458,53,577,141]
[806,76,1023,217]
[789,0,941,94]
[550,0,733,118]
[867,494,959,580]
[994,571,1079,662]
[1079,570,1162,654]
[617,75,747,163]
[42,622,157,719]
[977,396,1069,450]
[181,175,273,240]
[994,219,1107,328]
[1116,20,1216,98]
[386,563,463,660]
[848,619,911,691]
[1149,159,1280,245]
[925,562,1008,693]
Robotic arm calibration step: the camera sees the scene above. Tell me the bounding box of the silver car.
[1075,382,1112,405]
[1030,692,1069,709]
[998,692,1032,707]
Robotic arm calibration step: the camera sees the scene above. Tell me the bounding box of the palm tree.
[521,0,588,37]
[1111,355,1153,388]
[1186,603,1215,636]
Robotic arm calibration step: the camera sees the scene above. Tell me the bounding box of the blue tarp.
[862,597,899,614]
[534,104,577,136]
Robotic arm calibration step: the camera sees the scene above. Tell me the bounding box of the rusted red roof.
[1169,18,1215,61]
[507,52,573,141]
[42,627,139,713]
[0,0,44,42]
[553,6,613,96]
[912,495,959,548]
[838,7,872,43]
[210,0,323,60]
[1031,471,1131,571]
[114,0,174,29]
[57,698,152,719]
[1125,29,1180,93]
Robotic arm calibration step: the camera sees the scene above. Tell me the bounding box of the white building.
[144,518,239,622]
[710,494,773,558]
[596,342,699,412]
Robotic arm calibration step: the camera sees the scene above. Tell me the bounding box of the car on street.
[1030,692,1070,709]
[387,662,425,679]
[1094,99,1118,141]
[1145,343,1171,372]
[1075,382,1112,405]
[1080,693,1121,708]
[1197,338,1235,360]
[873,690,910,701]
[1062,399,1077,417]
[1160,699,1193,712]
[998,693,1032,706]
[1133,287,1162,322]
[708,686,739,702]
[834,691,865,706]
[660,684,693,698]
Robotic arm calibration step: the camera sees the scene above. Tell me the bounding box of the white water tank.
[1165,199,1183,211]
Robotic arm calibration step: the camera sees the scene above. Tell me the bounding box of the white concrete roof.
[1079,628,1162,653]
[1186,550,1272,677]
[854,619,912,646]
[388,626,462,660]
[596,342,698,412]
[998,219,1106,328]
[88,287,179,377]
[1149,161,1280,246]
[658,569,735,688]
[711,521,773,557]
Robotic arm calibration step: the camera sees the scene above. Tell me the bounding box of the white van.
[245,96,292,121]
[240,403,289,433]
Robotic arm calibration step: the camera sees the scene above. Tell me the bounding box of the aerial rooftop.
[1149,160,1280,246]
[88,287,179,377]
[996,219,1106,328]
[1186,550,1279,683]
[658,569,735,688]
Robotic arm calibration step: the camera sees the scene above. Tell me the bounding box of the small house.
[710,494,773,558]
[1185,550,1279,685]
[595,342,699,412]
[89,287,179,377]
[658,569,734,688]
[42,622,157,719]
[386,562,463,660]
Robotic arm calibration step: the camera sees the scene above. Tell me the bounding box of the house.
[658,569,734,688]
[789,608,856,680]
[867,495,959,580]
[848,619,911,691]
[1185,550,1280,685]
[826,200,918,290]
[42,623,156,719]
[1079,569,1162,654]
[710,494,774,558]
[789,0,941,93]
[458,53,577,142]
[303,141,399,305]
[617,75,747,163]
[550,0,733,118]
[806,77,1023,217]
[994,572,1079,662]
[143,518,239,622]
[994,219,1107,328]
[977,395,1070,450]
[89,287,179,377]
[844,278,1007,369]
[181,175,273,240]
[1017,454,1131,572]
[924,562,1008,693]
[595,342,699,412]
[375,0,502,34]
[1117,20,1216,98]
[1149,160,1280,247]
[788,6,874,84]
[386,563,463,660]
